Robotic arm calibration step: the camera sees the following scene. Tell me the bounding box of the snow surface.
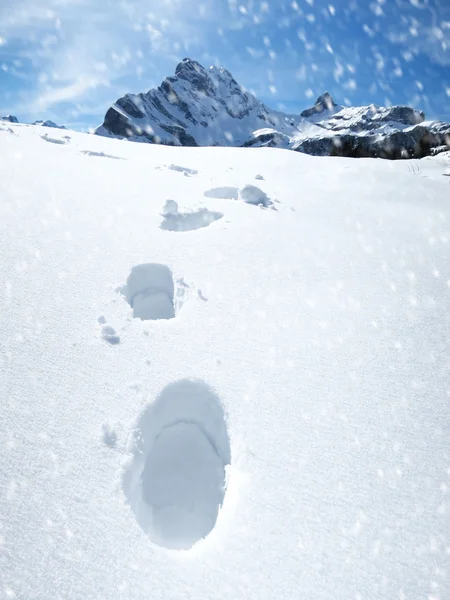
[1,121,450,599]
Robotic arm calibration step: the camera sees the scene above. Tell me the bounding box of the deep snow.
[0,121,449,599]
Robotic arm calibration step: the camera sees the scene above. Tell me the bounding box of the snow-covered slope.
[96,58,450,158]
[1,121,450,599]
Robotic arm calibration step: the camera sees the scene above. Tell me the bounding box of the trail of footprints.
[101,164,274,550]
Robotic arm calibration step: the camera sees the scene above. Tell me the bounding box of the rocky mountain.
[1,115,18,123]
[33,120,66,129]
[300,92,337,118]
[96,58,450,159]
[95,58,296,147]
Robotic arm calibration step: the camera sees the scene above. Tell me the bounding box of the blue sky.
[0,0,449,130]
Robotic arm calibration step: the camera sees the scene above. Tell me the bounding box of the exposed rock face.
[95,58,450,159]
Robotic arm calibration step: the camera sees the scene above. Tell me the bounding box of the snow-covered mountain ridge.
[96,58,450,159]
[1,115,66,129]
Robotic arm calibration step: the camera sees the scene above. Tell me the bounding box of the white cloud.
[0,0,228,120]
[35,78,106,111]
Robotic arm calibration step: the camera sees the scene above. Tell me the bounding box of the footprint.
[41,135,67,145]
[0,125,15,135]
[168,164,198,176]
[123,379,231,550]
[121,263,175,320]
[101,324,120,344]
[255,174,264,180]
[160,206,223,232]
[204,184,272,207]
[239,184,272,207]
[204,186,239,200]
[80,150,123,160]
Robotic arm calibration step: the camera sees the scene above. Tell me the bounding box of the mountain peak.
[175,58,206,76]
[316,92,336,109]
[300,92,337,118]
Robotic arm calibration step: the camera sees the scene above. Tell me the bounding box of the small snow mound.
[239,184,272,207]
[123,379,230,550]
[204,186,239,200]
[160,199,179,216]
[101,325,120,344]
[160,208,223,232]
[122,263,175,320]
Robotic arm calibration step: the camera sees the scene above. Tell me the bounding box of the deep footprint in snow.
[238,184,272,207]
[121,263,175,320]
[204,185,272,207]
[123,379,231,550]
[160,200,223,232]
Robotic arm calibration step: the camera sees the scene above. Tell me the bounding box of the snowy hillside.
[1,121,450,599]
[95,58,450,159]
